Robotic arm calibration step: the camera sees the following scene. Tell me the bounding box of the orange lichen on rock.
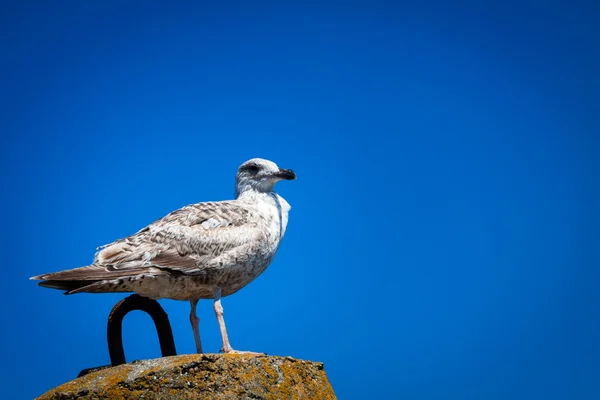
[36,354,337,399]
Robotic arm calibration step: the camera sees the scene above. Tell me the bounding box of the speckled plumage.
[31,158,296,353]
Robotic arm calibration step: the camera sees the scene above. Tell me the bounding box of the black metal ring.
[107,294,177,366]
[78,294,177,377]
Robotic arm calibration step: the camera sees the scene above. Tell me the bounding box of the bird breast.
[256,193,291,245]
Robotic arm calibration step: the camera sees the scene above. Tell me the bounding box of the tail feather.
[31,264,151,282]
[31,264,132,295]
[37,280,100,293]
[30,264,115,282]
[31,265,147,295]
[65,280,133,295]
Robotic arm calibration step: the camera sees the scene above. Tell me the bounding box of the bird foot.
[222,348,266,355]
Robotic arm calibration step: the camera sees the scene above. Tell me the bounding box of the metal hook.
[78,294,177,377]
[107,294,177,366]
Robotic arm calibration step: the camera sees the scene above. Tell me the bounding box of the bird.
[30,158,296,354]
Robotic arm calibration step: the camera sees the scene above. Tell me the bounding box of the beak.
[275,168,296,180]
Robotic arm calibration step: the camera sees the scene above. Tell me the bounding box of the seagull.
[30,158,296,354]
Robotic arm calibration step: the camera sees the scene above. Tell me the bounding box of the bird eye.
[246,165,260,174]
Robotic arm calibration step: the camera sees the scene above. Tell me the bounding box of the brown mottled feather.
[31,200,261,292]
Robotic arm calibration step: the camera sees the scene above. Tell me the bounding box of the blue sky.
[1,1,599,399]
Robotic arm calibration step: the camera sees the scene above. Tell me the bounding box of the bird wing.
[32,200,263,283]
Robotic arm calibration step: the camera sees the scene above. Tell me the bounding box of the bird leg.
[213,288,234,353]
[213,288,263,355]
[189,299,203,354]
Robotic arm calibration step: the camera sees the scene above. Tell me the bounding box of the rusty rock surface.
[37,354,337,399]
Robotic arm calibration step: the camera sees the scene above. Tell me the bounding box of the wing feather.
[31,200,262,287]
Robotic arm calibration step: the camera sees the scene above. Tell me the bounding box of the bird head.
[235,158,296,197]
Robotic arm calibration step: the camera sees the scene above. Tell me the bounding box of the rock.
[37,354,337,399]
